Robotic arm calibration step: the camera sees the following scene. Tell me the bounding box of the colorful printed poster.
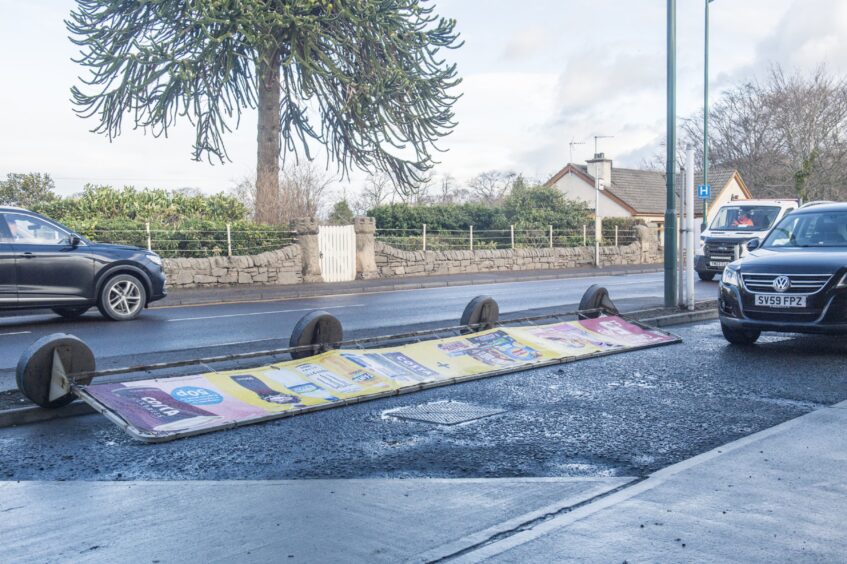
[81,316,679,442]
[578,317,676,346]
[513,322,624,355]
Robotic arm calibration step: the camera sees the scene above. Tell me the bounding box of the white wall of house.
[550,173,632,218]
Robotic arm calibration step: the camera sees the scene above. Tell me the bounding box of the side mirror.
[69,235,81,247]
[746,238,760,252]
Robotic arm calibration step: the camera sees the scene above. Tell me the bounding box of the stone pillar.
[634,223,659,264]
[291,217,322,283]
[354,216,379,280]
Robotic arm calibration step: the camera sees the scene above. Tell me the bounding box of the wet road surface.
[1,319,843,481]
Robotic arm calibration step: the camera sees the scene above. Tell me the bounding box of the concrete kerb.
[0,302,715,430]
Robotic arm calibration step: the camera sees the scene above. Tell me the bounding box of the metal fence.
[376,224,640,252]
[86,224,298,258]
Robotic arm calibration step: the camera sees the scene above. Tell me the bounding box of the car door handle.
[18,252,35,259]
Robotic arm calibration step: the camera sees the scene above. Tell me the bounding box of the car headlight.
[838,272,847,288]
[721,267,739,286]
[146,253,163,267]
[696,237,705,255]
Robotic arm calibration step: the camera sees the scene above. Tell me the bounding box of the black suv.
[0,207,166,320]
[719,203,847,344]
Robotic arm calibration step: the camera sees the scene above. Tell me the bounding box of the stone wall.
[374,239,661,278]
[162,220,661,288]
[163,244,302,288]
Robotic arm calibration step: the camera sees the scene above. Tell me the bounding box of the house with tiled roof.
[544,154,752,228]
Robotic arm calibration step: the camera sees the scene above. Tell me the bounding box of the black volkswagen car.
[719,203,847,344]
[0,207,167,320]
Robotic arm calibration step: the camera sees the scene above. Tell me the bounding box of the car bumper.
[148,269,168,303]
[695,255,722,274]
[719,283,847,335]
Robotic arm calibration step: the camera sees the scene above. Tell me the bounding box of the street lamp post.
[592,135,612,269]
[664,0,677,307]
[703,0,714,229]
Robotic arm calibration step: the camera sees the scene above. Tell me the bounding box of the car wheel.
[721,322,760,345]
[97,274,146,321]
[698,271,716,282]
[51,306,90,320]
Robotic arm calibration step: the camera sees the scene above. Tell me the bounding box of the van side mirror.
[69,234,81,247]
[746,238,760,251]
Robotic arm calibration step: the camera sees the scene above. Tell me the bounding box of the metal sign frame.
[54,311,681,443]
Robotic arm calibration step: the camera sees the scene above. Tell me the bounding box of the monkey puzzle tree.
[67,0,462,224]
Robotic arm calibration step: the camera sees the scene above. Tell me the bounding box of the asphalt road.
[1,318,844,481]
[0,272,716,390]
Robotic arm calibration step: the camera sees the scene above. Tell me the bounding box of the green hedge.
[32,185,247,225]
[369,185,591,233]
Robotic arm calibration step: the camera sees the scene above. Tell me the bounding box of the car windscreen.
[709,205,780,231]
[764,210,847,248]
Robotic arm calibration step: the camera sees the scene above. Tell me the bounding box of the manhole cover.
[386,401,505,425]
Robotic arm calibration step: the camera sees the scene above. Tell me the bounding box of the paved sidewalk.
[462,400,847,563]
[0,477,632,563]
[1,401,845,562]
[156,264,662,307]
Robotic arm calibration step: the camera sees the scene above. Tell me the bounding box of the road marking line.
[210,337,282,347]
[0,331,32,337]
[166,304,365,322]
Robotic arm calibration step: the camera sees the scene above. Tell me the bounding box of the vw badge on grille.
[772,275,791,292]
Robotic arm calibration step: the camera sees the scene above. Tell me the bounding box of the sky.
[1,0,846,200]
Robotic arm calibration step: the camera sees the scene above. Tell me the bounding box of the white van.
[695,199,799,281]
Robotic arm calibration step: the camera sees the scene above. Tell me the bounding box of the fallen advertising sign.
[76,315,679,442]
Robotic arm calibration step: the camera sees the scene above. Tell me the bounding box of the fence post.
[510,224,515,249]
[469,225,474,251]
[145,222,152,252]
[422,223,427,252]
[548,225,553,248]
[226,223,232,257]
[615,225,619,247]
[582,225,587,246]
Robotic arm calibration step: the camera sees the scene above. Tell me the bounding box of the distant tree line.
[682,66,847,201]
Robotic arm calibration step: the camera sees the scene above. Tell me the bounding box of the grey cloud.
[500,28,554,61]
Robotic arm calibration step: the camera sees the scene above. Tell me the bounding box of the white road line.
[167,304,365,323]
[0,331,32,337]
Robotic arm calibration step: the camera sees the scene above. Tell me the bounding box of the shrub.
[32,185,248,225]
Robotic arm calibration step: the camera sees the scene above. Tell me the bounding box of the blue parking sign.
[697,183,711,199]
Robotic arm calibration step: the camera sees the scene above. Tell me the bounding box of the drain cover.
[387,401,505,425]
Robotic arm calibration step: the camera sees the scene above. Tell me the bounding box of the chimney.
[586,153,612,185]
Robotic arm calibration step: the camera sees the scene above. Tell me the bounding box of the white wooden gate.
[318,225,356,282]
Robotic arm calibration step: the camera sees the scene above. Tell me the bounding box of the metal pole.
[469,225,473,251]
[583,225,587,246]
[595,173,601,268]
[686,148,696,310]
[549,225,553,248]
[226,223,232,257]
[615,225,619,247]
[510,224,515,249]
[145,222,152,252]
[422,223,427,251]
[664,0,678,307]
[678,162,687,308]
[703,0,712,229]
